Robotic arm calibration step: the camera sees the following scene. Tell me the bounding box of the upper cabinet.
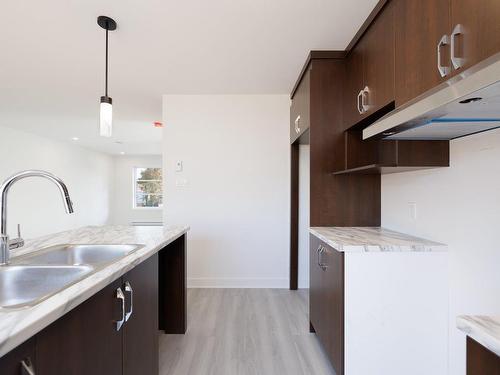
[395,0,500,107]
[450,0,500,72]
[394,0,451,106]
[343,2,395,129]
[290,68,310,143]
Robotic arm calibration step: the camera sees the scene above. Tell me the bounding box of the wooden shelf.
[332,163,445,175]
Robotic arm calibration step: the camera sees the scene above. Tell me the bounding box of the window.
[134,167,163,208]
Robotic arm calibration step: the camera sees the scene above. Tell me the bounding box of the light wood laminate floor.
[159,288,336,375]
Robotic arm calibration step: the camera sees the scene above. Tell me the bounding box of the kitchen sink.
[0,265,93,308]
[15,244,142,266]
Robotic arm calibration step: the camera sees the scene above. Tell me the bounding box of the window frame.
[132,166,163,210]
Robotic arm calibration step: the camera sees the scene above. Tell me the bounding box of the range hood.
[363,52,500,140]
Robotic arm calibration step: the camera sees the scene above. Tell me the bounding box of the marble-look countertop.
[0,224,189,358]
[309,227,446,252]
[457,315,500,357]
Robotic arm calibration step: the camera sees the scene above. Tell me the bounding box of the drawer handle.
[294,115,301,133]
[437,34,450,77]
[115,287,125,331]
[124,281,133,322]
[361,86,371,113]
[451,24,465,69]
[21,358,35,375]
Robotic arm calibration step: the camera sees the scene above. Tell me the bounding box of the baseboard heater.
[130,221,163,226]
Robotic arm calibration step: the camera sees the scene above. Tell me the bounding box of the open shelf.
[332,129,450,175]
[332,164,445,175]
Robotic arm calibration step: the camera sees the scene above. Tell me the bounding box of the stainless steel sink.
[0,265,93,308]
[16,244,141,266]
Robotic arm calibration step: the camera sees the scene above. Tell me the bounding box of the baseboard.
[187,277,289,288]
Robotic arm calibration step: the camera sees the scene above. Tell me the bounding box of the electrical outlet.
[175,160,183,172]
[408,202,417,220]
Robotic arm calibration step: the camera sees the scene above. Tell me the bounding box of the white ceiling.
[0,0,378,155]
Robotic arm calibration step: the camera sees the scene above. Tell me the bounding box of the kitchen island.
[0,224,189,374]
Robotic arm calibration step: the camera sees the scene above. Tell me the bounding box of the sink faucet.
[0,170,74,265]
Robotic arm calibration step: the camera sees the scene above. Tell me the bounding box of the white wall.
[163,95,290,288]
[381,128,500,375]
[298,145,310,288]
[0,125,113,239]
[111,155,163,225]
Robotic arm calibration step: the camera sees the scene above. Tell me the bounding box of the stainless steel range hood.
[363,52,500,140]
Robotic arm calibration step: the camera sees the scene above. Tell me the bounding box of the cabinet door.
[467,336,500,374]
[362,2,395,116]
[319,242,345,375]
[395,0,451,106]
[309,235,324,333]
[343,44,364,129]
[451,0,500,72]
[36,278,123,375]
[0,338,36,375]
[290,68,310,143]
[123,254,159,375]
[309,236,345,375]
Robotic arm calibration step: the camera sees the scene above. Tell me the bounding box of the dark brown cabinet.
[36,278,124,375]
[309,235,344,375]
[0,338,36,375]
[36,254,158,375]
[361,1,395,116]
[467,336,500,374]
[343,2,395,128]
[343,45,364,129]
[290,68,310,143]
[450,0,500,73]
[333,129,449,175]
[123,254,159,375]
[395,0,451,106]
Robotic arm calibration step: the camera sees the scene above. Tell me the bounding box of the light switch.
[175,160,183,172]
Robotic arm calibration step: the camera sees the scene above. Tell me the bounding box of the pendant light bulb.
[100,96,113,137]
[97,16,117,138]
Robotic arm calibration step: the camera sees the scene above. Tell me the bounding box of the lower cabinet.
[36,253,158,375]
[310,234,449,375]
[36,278,124,375]
[0,338,36,375]
[467,337,500,374]
[309,235,344,375]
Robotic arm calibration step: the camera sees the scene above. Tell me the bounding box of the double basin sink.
[0,244,142,309]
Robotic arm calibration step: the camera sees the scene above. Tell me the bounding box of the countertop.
[309,227,446,252]
[457,315,500,357]
[0,224,189,358]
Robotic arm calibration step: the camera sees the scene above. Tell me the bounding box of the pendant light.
[97,16,117,137]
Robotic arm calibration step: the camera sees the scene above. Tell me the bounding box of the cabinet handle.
[21,358,35,375]
[361,86,371,113]
[294,115,301,134]
[115,287,125,331]
[451,24,465,70]
[356,90,364,114]
[319,247,328,271]
[316,245,322,268]
[124,281,133,322]
[437,34,451,77]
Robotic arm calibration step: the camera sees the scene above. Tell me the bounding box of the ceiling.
[0,0,378,155]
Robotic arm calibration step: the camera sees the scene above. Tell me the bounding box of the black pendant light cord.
[105,28,108,97]
[97,16,116,103]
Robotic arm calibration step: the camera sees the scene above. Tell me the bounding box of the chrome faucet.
[0,170,74,265]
